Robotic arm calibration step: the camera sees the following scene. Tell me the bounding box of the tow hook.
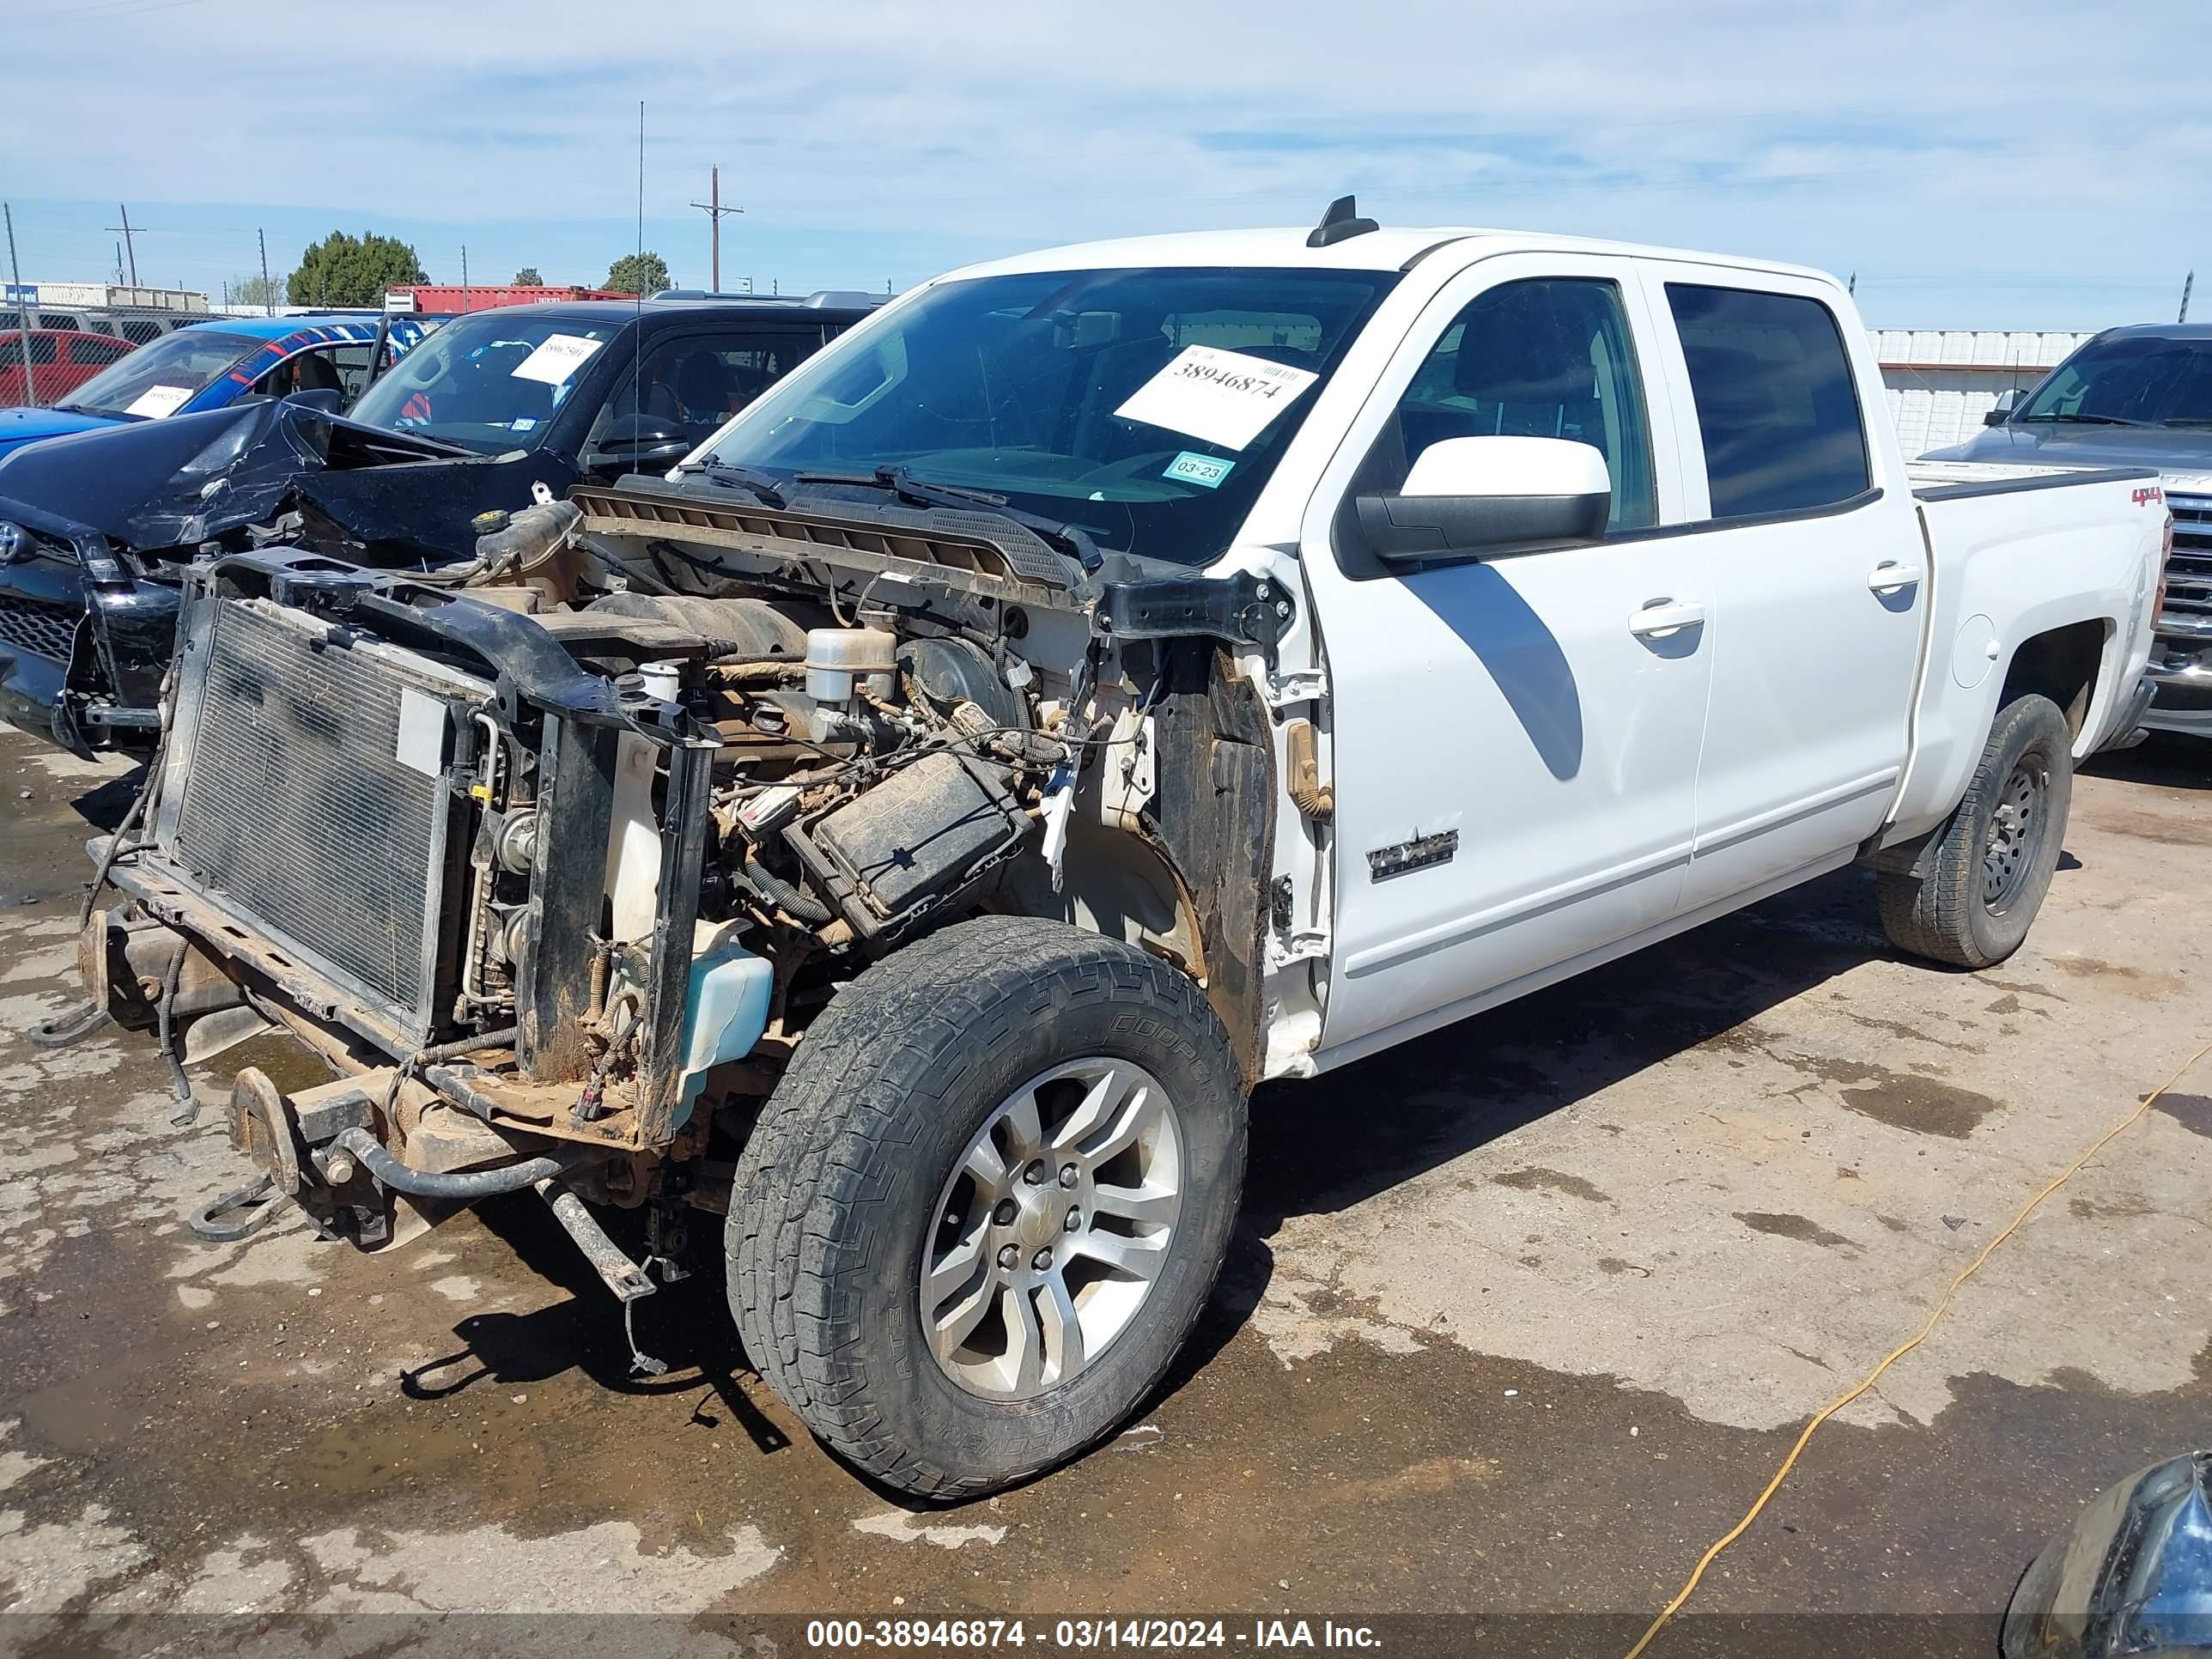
[187,1068,379,1246]
[534,1176,669,1377]
[190,1068,323,1243]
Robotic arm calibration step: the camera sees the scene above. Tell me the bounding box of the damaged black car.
[0,292,875,755]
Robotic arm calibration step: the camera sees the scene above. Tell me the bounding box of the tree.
[287,231,428,308]
[232,271,284,310]
[604,252,672,296]
[512,267,543,287]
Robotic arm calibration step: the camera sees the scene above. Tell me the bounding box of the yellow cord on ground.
[1621,1033,2212,1659]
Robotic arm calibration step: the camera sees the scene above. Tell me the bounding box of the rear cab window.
[1666,284,1870,520]
[585,328,830,453]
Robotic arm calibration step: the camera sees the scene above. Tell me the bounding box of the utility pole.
[1847,271,1856,295]
[258,228,273,316]
[106,204,142,287]
[461,244,471,315]
[2183,270,2195,325]
[5,204,35,408]
[689,166,744,292]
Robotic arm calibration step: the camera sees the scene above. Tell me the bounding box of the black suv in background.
[1925,323,2212,739]
[0,291,878,754]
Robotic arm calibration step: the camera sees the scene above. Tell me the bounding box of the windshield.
[2017,335,2212,427]
[347,312,620,453]
[58,329,257,419]
[699,266,1399,564]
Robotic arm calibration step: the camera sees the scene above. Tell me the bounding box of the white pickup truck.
[71,201,2166,1500]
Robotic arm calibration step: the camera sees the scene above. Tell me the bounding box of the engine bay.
[100,471,1291,1196]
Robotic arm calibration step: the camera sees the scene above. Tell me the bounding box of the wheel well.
[1999,620,2106,738]
[1003,821,1207,985]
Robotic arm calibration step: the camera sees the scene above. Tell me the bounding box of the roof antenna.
[630,100,646,422]
[1307,194,1379,249]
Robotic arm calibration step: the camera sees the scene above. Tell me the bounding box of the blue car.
[0,313,434,459]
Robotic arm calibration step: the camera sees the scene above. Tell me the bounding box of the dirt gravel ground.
[0,725,2205,1657]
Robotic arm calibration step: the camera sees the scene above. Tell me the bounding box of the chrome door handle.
[1868,562,1923,593]
[1629,599,1706,638]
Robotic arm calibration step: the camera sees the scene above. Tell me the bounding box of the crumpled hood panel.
[0,398,500,565]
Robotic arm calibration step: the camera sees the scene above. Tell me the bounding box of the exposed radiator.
[161,598,483,1041]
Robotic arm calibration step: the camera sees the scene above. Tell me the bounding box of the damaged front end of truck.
[56,473,1284,1380]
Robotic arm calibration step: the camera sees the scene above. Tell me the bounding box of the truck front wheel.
[1878,692,2075,969]
[726,915,1247,1499]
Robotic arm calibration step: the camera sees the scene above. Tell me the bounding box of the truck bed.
[1905,459,2159,498]
[1881,465,2163,847]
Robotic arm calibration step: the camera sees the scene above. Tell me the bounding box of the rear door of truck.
[1630,266,1929,911]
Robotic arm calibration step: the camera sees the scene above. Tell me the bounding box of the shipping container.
[384,284,634,314]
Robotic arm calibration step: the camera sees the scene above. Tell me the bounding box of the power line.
[105,203,143,285]
[689,165,744,293]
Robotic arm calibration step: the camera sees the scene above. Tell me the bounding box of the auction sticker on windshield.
[1115,344,1318,451]
[124,384,194,419]
[511,333,605,386]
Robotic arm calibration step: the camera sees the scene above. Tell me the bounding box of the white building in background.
[13,282,210,314]
[1869,328,2097,456]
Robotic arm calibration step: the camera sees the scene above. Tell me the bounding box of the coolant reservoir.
[604,732,661,941]
[678,921,773,1112]
[805,625,896,703]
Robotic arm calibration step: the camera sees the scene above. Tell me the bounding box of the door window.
[1666,285,1870,520]
[586,330,827,452]
[1389,278,1657,531]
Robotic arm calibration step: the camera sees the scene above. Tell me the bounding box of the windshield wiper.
[793,465,1102,570]
[2015,412,2148,426]
[2156,416,2212,428]
[689,454,787,508]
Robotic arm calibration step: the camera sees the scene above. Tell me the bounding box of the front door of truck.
[1301,253,1712,1056]
[1630,269,1925,911]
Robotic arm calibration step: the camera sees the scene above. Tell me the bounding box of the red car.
[0,329,139,407]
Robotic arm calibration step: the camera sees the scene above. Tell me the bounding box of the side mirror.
[592,413,690,470]
[1985,388,2025,427]
[2002,1449,2212,1658]
[283,387,343,414]
[1357,435,1611,564]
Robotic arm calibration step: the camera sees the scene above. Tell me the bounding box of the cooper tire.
[726,915,1247,1499]
[1878,693,2074,969]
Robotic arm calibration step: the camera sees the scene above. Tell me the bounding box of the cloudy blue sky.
[3,0,2204,328]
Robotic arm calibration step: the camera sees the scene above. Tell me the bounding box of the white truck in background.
[73,200,2166,1500]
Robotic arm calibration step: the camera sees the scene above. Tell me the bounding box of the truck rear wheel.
[1878,693,2074,969]
[726,915,1247,1499]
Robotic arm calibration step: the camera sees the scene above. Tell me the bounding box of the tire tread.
[1877,693,2072,969]
[726,915,1245,1500]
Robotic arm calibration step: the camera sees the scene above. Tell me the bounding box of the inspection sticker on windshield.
[1115,344,1318,452]
[1164,450,1235,489]
[124,384,194,419]
[510,332,605,386]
